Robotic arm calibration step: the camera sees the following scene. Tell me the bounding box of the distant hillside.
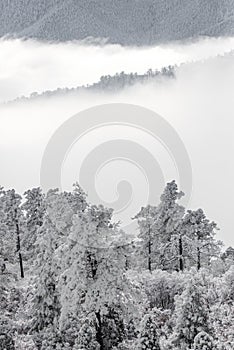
[0,0,234,45]
[9,67,175,103]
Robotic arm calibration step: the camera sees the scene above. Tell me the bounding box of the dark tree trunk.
[178,235,184,271]
[148,224,152,272]
[148,239,152,272]
[16,219,24,278]
[197,246,201,270]
[96,311,104,350]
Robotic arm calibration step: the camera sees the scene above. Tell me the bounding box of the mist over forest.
[0,1,234,349]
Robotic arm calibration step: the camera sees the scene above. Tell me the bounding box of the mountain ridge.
[0,0,234,45]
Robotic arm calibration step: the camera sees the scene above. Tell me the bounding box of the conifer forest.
[0,181,233,350]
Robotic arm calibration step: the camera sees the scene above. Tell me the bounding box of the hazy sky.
[0,38,234,247]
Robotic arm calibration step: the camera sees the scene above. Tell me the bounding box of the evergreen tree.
[2,189,25,278]
[31,189,80,348]
[134,181,185,272]
[59,205,130,349]
[134,205,158,272]
[22,187,45,260]
[155,181,185,271]
[0,262,18,350]
[211,302,234,350]
[74,317,100,350]
[137,308,168,350]
[169,270,213,349]
[183,209,219,270]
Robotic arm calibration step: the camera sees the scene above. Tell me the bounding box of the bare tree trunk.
[178,235,184,271]
[197,246,201,270]
[148,224,152,272]
[96,311,104,350]
[16,219,24,278]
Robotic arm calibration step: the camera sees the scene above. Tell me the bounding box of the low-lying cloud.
[0,37,234,247]
[0,37,234,102]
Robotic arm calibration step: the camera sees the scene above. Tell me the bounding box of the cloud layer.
[0,38,234,247]
[1,37,234,102]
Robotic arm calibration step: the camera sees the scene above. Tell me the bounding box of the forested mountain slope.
[0,0,234,45]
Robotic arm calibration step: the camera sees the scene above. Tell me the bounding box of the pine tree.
[2,189,25,278]
[31,189,80,348]
[59,205,130,349]
[134,205,158,272]
[211,302,234,350]
[0,261,18,350]
[169,270,213,349]
[137,308,168,350]
[74,317,100,350]
[155,181,185,271]
[134,181,185,272]
[211,266,234,349]
[22,187,45,261]
[183,209,219,270]
[0,187,8,260]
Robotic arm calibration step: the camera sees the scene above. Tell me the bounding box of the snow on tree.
[73,317,100,350]
[0,182,232,349]
[136,308,169,350]
[0,187,8,260]
[221,247,234,271]
[31,215,61,349]
[0,264,19,350]
[134,205,159,272]
[193,331,216,350]
[211,302,234,350]
[22,187,46,260]
[137,269,184,311]
[64,182,88,213]
[210,266,234,349]
[2,189,25,278]
[134,181,185,272]
[59,204,131,349]
[182,208,220,270]
[30,189,81,348]
[168,269,213,349]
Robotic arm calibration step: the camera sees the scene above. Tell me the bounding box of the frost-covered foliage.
[167,270,214,349]
[0,266,19,350]
[0,181,233,349]
[136,308,169,350]
[193,331,216,350]
[22,187,45,260]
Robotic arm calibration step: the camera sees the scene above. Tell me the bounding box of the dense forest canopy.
[0,181,233,349]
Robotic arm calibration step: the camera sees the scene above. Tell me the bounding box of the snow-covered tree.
[59,205,131,349]
[137,269,184,311]
[134,181,185,272]
[168,270,213,349]
[2,189,25,278]
[22,187,45,260]
[182,209,220,270]
[64,182,87,213]
[136,308,168,350]
[211,302,234,350]
[73,317,100,350]
[193,331,216,350]
[31,189,81,348]
[134,205,158,272]
[0,266,18,350]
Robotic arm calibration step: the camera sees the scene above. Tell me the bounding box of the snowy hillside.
[0,0,234,45]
